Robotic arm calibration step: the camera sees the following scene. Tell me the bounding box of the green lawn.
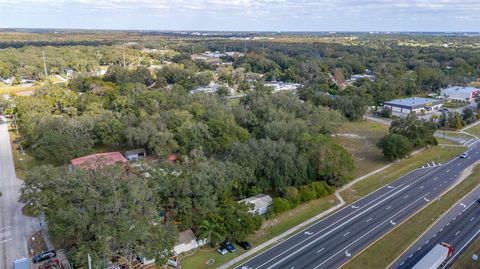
[332,120,389,178]
[180,194,339,269]
[451,236,480,269]
[342,166,480,269]
[436,137,461,145]
[438,131,476,140]
[342,145,466,202]
[464,123,480,137]
[0,84,40,95]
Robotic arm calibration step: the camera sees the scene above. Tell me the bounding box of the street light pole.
[88,253,92,269]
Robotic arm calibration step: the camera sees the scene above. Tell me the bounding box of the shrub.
[272,197,291,214]
[283,186,300,206]
[299,185,317,202]
[310,181,335,197]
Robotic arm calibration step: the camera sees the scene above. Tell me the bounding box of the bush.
[299,185,317,202]
[272,197,291,214]
[283,186,300,206]
[310,181,335,197]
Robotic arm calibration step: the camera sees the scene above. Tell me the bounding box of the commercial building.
[440,86,480,102]
[383,97,443,114]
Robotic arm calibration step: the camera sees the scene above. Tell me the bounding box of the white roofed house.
[168,229,206,267]
[240,194,273,216]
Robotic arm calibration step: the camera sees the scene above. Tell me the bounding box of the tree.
[389,114,437,147]
[197,220,223,248]
[462,108,476,125]
[20,165,177,268]
[377,134,413,160]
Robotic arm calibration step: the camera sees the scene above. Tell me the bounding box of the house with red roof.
[70,152,128,170]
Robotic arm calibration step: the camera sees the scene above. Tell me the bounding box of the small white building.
[240,194,273,215]
[440,86,480,102]
[264,81,302,92]
[173,229,206,255]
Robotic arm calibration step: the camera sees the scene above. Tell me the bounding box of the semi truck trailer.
[412,242,453,269]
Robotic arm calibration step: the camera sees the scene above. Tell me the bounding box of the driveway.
[0,117,38,269]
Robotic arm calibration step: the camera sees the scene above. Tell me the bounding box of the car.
[32,250,56,264]
[237,241,252,250]
[222,241,236,253]
[441,108,449,112]
[460,153,469,158]
[217,247,228,255]
[39,259,61,269]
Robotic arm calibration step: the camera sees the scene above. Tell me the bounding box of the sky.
[0,0,479,32]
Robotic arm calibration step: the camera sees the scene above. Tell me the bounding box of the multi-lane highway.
[391,185,480,269]
[235,142,480,269]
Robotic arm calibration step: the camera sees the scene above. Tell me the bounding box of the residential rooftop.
[71,152,128,170]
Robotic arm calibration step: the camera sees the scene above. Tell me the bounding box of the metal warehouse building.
[440,86,480,102]
[383,97,443,114]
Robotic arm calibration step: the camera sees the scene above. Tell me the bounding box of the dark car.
[237,241,252,250]
[222,241,237,253]
[32,250,56,264]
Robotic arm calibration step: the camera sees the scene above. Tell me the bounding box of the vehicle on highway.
[217,246,228,255]
[460,152,469,158]
[222,241,237,252]
[237,241,252,250]
[39,258,61,269]
[412,242,453,269]
[32,250,57,263]
[13,258,29,269]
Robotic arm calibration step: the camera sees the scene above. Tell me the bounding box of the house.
[168,229,206,267]
[240,194,273,215]
[70,152,128,170]
[440,86,480,102]
[124,148,147,161]
[264,81,302,92]
[383,97,443,114]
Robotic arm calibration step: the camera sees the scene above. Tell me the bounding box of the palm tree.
[197,220,222,248]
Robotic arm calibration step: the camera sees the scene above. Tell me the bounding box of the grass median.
[451,236,480,269]
[341,166,480,269]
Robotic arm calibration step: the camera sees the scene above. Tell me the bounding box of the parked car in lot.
[217,246,228,255]
[222,241,237,253]
[32,250,56,263]
[237,241,252,250]
[460,152,469,158]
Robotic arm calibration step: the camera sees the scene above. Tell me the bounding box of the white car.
[460,153,469,159]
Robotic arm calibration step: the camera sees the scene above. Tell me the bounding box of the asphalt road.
[235,142,480,269]
[391,185,480,269]
[0,118,37,269]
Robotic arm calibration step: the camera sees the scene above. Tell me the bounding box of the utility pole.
[88,254,92,269]
[42,51,48,79]
[244,39,247,54]
[122,48,126,68]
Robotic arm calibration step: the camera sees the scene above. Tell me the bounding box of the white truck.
[412,242,453,269]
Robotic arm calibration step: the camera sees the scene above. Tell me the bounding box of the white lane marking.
[433,233,437,238]
[417,247,422,251]
[0,238,12,244]
[387,185,394,189]
[425,240,429,245]
[366,218,372,222]
[316,248,325,254]
[440,228,444,232]
[351,205,359,209]
[400,261,405,266]
[433,177,438,181]
[460,203,467,208]
[457,163,461,166]
[453,217,456,221]
[446,170,450,173]
[455,230,461,236]
[446,222,450,226]
[444,228,480,268]
[419,185,424,189]
[310,193,430,269]
[386,206,392,210]
[343,232,350,237]
[424,197,430,202]
[345,250,351,257]
[259,185,414,269]
[304,231,314,236]
[390,220,397,225]
[471,217,475,222]
[404,195,409,199]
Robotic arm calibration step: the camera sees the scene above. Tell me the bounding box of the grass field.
[180,194,339,269]
[451,236,480,269]
[342,166,480,269]
[436,137,462,145]
[332,120,389,178]
[341,145,466,203]
[439,131,476,140]
[464,123,480,137]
